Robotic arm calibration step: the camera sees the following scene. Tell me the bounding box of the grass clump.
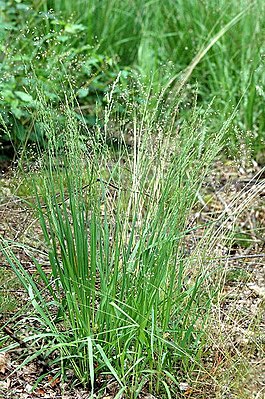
[0,87,227,396]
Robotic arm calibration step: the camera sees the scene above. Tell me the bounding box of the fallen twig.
[2,325,50,373]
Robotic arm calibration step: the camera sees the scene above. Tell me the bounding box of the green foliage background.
[0,0,265,158]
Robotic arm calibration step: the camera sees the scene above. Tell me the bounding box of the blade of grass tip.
[31,370,51,391]
[28,285,54,329]
[161,380,172,399]
[134,376,149,397]
[163,369,179,386]
[110,301,140,325]
[160,4,254,101]
[122,356,145,380]
[96,344,124,387]
[7,346,48,378]
[113,386,127,399]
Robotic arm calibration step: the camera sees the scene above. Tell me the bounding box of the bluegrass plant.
[0,83,228,397]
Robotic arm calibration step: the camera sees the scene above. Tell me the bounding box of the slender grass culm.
[1,84,227,397]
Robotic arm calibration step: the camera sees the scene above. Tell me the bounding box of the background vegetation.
[1,0,265,159]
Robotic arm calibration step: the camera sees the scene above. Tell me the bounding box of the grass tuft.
[0,86,227,396]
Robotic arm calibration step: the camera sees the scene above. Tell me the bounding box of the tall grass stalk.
[1,86,227,397]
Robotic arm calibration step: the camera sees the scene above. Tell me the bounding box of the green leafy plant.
[0,86,227,397]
